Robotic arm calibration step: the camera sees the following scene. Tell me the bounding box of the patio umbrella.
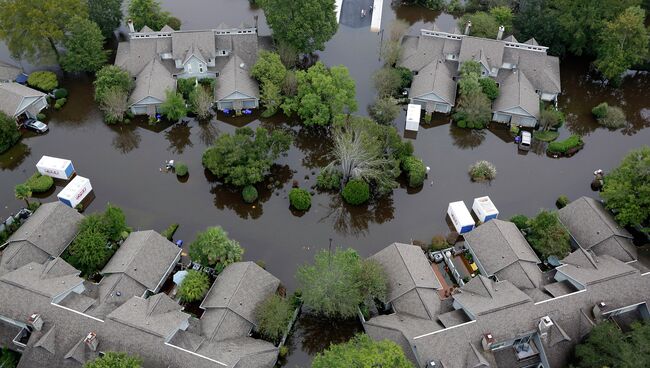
[173,270,188,285]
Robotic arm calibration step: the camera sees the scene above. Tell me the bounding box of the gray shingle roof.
[0,82,46,117]
[453,275,532,317]
[107,294,189,338]
[172,31,216,61]
[0,242,50,275]
[101,230,181,291]
[459,37,504,72]
[33,325,57,354]
[215,54,259,101]
[0,60,21,82]
[5,202,84,258]
[0,258,82,298]
[129,58,176,104]
[558,196,637,262]
[114,38,172,76]
[557,248,637,286]
[409,60,457,105]
[494,69,541,118]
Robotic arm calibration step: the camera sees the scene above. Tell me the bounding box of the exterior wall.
[411,98,451,114]
[217,98,258,111]
[16,96,47,118]
[180,56,213,80]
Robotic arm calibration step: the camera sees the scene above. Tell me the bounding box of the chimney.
[481,333,495,351]
[592,302,606,322]
[84,332,99,351]
[497,25,505,40]
[127,19,135,33]
[27,314,43,331]
[464,21,472,35]
[538,316,553,339]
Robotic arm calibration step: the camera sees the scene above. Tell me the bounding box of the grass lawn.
[533,130,560,142]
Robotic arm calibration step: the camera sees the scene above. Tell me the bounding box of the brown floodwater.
[1,1,650,366]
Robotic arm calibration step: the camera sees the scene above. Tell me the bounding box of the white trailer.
[57,176,92,208]
[447,201,475,234]
[472,196,499,222]
[36,156,75,180]
[406,104,421,132]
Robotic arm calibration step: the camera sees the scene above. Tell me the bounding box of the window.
[187,64,192,72]
[199,64,204,73]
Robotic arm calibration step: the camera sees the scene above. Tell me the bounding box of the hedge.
[289,188,311,211]
[27,71,58,92]
[342,179,370,205]
[175,162,188,176]
[316,169,341,190]
[242,185,258,203]
[401,156,426,187]
[547,135,584,155]
[25,172,54,193]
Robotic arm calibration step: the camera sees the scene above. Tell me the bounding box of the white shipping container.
[36,155,75,180]
[57,176,92,208]
[447,201,475,234]
[472,196,499,222]
[405,104,421,132]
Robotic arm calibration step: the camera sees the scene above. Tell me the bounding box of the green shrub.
[431,235,448,250]
[591,102,609,119]
[178,270,211,303]
[289,188,311,211]
[395,66,413,90]
[37,113,46,120]
[161,223,179,240]
[401,155,426,187]
[54,98,67,110]
[279,345,289,358]
[547,135,583,155]
[457,120,467,128]
[478,77,499,100]
[175,162,188,176]
[556,195,569,209]
[533,130,559,142]
[242,185,258,203]
[469,160,497,182]
[598,106,626,128]
[168,16,182,30]
[316,169,341,190]
[0,111,21,154]
[510,124,520,135]
[177,77,197,99]
[510,214,529,230]
[342,179,370,205]
[27,71,58,91]
[53,88,68,99]
[198,77,216,91]
[256,294,294,342]
[424,112,432,124]
[26,172,54,192]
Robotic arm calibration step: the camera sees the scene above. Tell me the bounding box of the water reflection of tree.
[449,125,486,150]
[165,124,193,154]
[210,164,292,220]
[319,195,395,236]
[111,125,141,154]
[197,121,219,146]
[0,143,31,170]
[293,126,332,169]
[295,313,362,355]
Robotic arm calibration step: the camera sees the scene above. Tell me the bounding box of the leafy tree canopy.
[178,270,211,302]
[128,0,172,31]
[526,210,571,259]
[258,0,338,54]
[572,321,650,368]
[460,11,499,39]
[61,17,109,73]
[296,248,386,318]
[88,0,123,39]
[84,352,142,368]
[601,146,650,230]
[67,227,111,276]
[188,226,244,272]
[256,294,294,342]
[0,111,20,154]
[94,65,134,103]
[282,62,357,127]
[251,51,287,86]
[312,334,413,368]
[160,90,187,122]
[202,127,292,187]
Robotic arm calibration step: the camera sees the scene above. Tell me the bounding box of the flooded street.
[1,1,649,365]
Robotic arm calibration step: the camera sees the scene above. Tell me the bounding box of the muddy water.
[1,1,650,366]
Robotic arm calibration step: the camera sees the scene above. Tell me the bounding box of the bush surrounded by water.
[175,162,188,176]
[469,160,497,182]
[289,188,311,211]
[316,169,341,191]
[25,172,54,193]
[547,135,584,155]
[342,179,370,205]
[401,156,426,187]
[27,71,58,91]
[242,185,258,203]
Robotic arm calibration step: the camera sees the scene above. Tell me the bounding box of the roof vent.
[481,333,495,351]
[239,63,246,69]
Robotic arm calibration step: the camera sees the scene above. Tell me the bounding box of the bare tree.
[190,85,214,120]
[100,86,128,124]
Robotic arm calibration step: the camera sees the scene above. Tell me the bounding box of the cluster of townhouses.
[400,23,562,128]
[115,20,267,116]
[363,196,649,367]
[0,202,283,368]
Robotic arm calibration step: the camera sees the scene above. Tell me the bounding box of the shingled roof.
[0,60,21,82]
[129,58,176,105]
[493,69,541,119]
[453,275,532,317]
[0,258,82,298]
[215,54,259,101]
[409,59,457,105]
[0,82,46,117]
[107,294,189,338]
[558,197,637,262]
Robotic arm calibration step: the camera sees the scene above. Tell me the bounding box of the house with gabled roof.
[0,60,22,82]
[0,82,48,120]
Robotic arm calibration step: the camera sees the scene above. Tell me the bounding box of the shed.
[448,201,475,234]
[36,156,75,180]
[472,196,499,222]
[405,104,421,131]
[57,176,92,208]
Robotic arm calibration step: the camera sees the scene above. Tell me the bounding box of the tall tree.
[160,90,187,122]
[0,0,88,63]
[513,0,565,56]
[94,65,134,103]
[572,321,650,368]
[312,334,413,368]
[66,228,111,276]
[88,0,123,39]
[128,0,171,31]
[188,227,244,272]
[526,210,571,259]
[595,6,649,84]
[14,184,32,207]
[61,17,109,73]
[84,352,142,368]
[0,111,21,154]
[258,0,338,54]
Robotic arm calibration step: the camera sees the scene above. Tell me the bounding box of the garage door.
[243,100,257,109]
[131,105,148,115]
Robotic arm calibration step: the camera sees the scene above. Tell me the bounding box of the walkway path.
[338,0,382,31]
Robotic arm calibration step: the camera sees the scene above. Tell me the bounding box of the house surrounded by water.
[400,23,561,128]
[115,20,263,116]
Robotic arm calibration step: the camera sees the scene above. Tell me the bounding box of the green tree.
[372,67,403,98]
[513,0,565,56]
[573,321,650,368]
[202,127,292,187]
[460,60,482,77]
[102,204,128,242]
[489,6,513,31]
[94,65,133,103]
[289,188,312,211]
[401,156,426,187]
[296,248,386,318]
[256,294,294,342]
[189,85,213,120]
[88,0,123,39]
[160,90,187,122]
[128,0,171,31]
[258,0,337,54]
[0,0,88,63]
[100,86,129,124]
[67,228,111,276]
[251,51,287,86]
[27,71,58,92]
[312,334,413,368]
[61,17,109,73]
[540,107,565,130]
[84,352,142,368]
[453,89,492,128]
[14,184,32,206]
[342,179,370,205]
[188,227,244,272]
[368,97,400,125]
[178,270,211,302]
[259,81,283,117]
[460,12,499,38]
[595,6,649,84]
[478,78,499,101]
[0,111,21,154]
[0,346,18,368]
[526,210,571,259]
[282,62,357,127]
[601,146,650,229]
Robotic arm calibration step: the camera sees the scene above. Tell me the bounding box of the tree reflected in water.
[449,125,486,150]
[197,121,220,146]
[293,313,362,356]
[111,125,141,154]
[319,194,395,236]
[165,124,193,154]
[0,143,31,171]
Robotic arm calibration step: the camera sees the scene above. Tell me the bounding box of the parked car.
[23,118,48,133]
[518,131,531,151]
